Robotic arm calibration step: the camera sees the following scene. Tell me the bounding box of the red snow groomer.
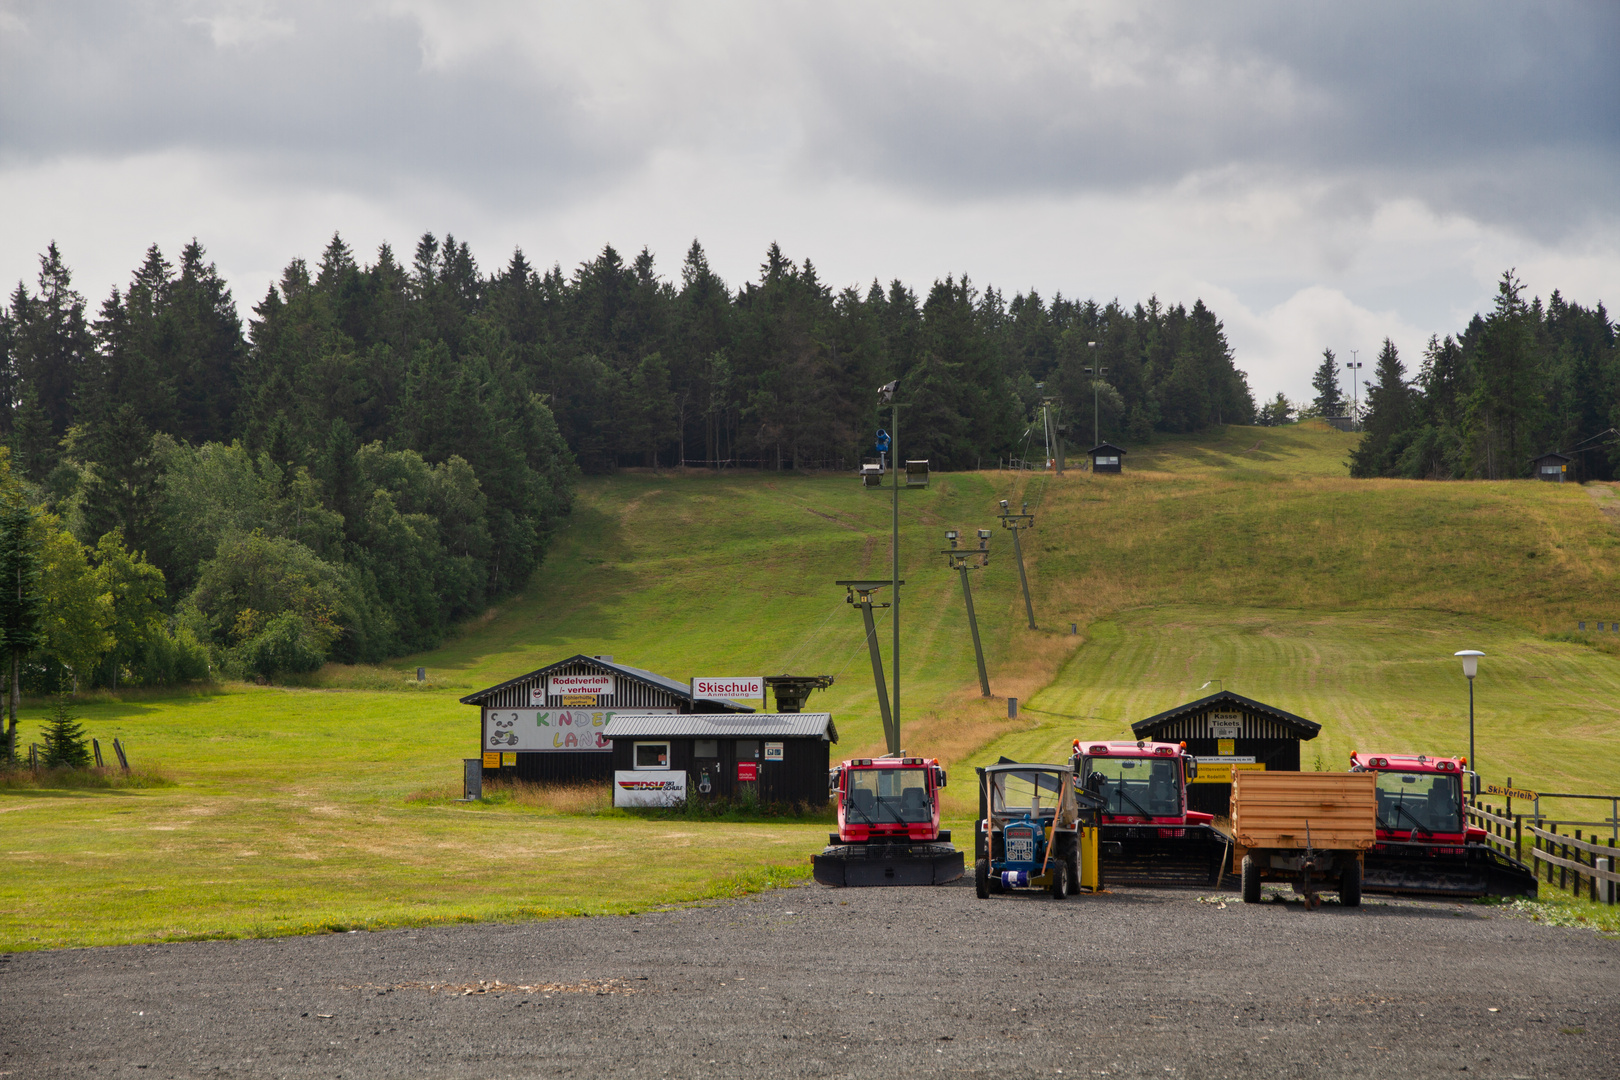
[811,755,965,887]
[1071,739,1233,888]
[1350,751,1537,898]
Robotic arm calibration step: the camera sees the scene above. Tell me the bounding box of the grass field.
[6,421,1620,950]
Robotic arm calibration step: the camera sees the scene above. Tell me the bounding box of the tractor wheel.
[975,859,990,900]
[1048,854,1069,899]
[1339,857,1363,908]
[1065,847,1082,894]
[1241,855,1262,904]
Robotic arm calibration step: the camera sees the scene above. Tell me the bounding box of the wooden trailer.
[1231,770,1377,907]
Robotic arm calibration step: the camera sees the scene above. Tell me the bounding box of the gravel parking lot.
[4,879,1617,1079]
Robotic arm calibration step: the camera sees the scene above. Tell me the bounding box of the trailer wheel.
[975,859,990,900]
[1339,857,1362,908]
[1065,848,1081,893]
[1048,856,1069,899]
[1241,855,1262,904]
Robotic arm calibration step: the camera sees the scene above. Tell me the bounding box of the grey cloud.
[792,3,1620,235]
[3,1,1616,236]
[0,1,625,197]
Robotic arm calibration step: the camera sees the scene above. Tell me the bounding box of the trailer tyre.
[1241,855,1262,904]
[975,859,990,900]
[1065,848,1082,894]
[1048,855,1069,899]
[1339,857,1362,908]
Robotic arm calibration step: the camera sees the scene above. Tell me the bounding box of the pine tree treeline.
[1350,273,1620,481]
[0,232,1256,682]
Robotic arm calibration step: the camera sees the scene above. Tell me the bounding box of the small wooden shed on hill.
[602,712,837,807]
[1089,443,1127,473]
[1531,451,1571,482]
[1131,690,1321,816]
[461,654,752,784]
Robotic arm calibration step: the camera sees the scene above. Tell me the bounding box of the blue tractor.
[974,759,1102,899]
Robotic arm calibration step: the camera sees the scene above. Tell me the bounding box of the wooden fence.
[1468,799,1618,905]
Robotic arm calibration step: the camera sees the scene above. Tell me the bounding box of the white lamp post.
[1455,650,1484,796]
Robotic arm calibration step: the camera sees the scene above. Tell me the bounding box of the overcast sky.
[3,1,1617,403]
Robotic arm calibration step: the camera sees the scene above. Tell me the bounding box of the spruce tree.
[0,499,44,762]
[40,696,92,769]
[1310,348,1344,417]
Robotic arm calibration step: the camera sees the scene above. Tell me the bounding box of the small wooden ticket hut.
[1131,690,1321,816]
[1531,451,1571,482]
[1089,443,1127,474]
[602,712,838,807]
[461,654,752,784]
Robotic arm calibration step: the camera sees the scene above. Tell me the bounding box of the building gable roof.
[1131,690,1320,740]
[1530,451,1572,463]
[1088,442,1128,456]
[459,654,752,712]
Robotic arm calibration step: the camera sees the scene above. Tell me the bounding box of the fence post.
[1514,815,1522,864]
[92,738,104,768]
[1552,823,1563,888]
[112,738,129,772]
[1609,839,1616,906]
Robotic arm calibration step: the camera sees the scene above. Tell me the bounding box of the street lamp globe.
[1456,649,1483,679]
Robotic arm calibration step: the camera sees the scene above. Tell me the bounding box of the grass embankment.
[5,421,1620,950]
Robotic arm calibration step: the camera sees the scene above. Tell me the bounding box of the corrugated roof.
[602,712,838,742]
[459,654,752,712]
[1131,690,1320,739]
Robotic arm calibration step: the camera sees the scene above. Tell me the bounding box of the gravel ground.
[3,879,1617,1079]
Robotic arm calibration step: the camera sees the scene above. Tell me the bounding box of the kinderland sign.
[485,709,612,751]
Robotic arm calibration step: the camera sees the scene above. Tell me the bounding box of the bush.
[233,611,328,682]
[130,625,212,686]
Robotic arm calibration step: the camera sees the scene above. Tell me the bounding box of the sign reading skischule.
[691,676,765,702]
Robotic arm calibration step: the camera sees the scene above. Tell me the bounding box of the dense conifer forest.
[0,232,1612,708]
[1337,273,1620,482]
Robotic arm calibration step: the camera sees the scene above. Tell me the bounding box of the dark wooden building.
[1131,690,1320,816]
[602,712,838,807]
[1089,442,1127,474]
[1531,451,1571,482]
[461,655,752,784]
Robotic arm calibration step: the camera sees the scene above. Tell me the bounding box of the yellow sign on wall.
[1191,760,1265,784]
[1217,738,1235,755]
[501,752,517,766]
[482,751,500,769]
[560,695,598,707]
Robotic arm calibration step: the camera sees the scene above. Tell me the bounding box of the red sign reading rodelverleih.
[691,676,765,701]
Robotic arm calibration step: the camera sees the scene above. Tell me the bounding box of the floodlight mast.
[884,382,900,753]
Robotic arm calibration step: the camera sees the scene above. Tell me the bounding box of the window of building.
[1097,455,1119,465]
[634,742,670,769]
[693,739,719,758]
